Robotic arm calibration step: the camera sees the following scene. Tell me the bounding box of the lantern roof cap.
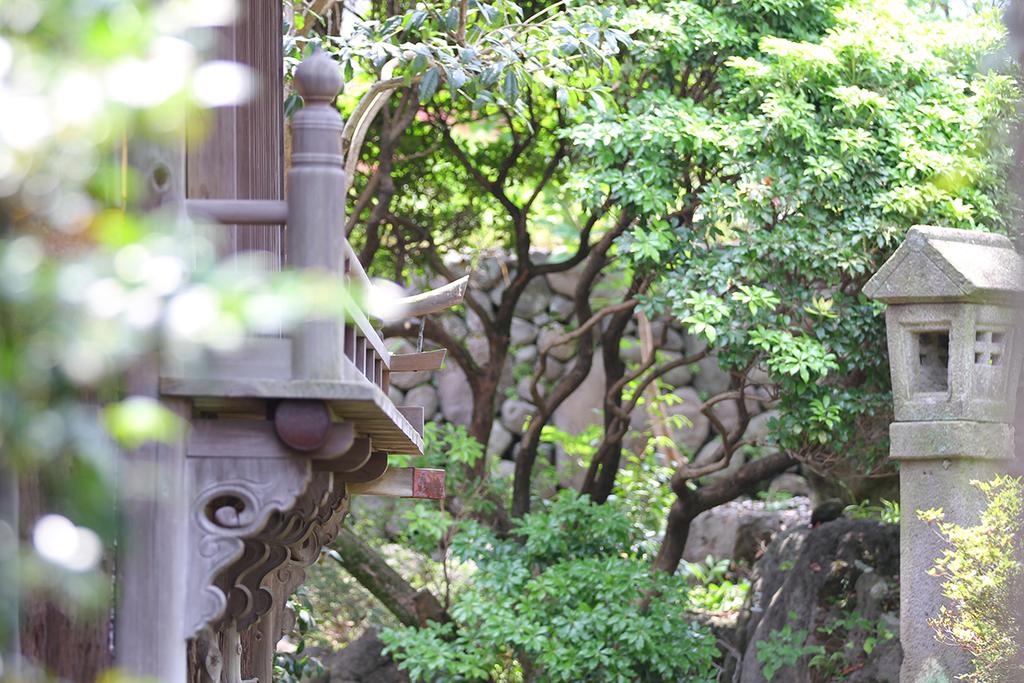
[864,225,1024,305]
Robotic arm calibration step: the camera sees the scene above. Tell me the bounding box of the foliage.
[756,608,897,681]
[920,476,1024,682]
[756,613,826,681]
[0,0,359,674]
[379,491,718,682]
[569,0,1018,469]
[844,499,901,524]
[680,556,751,614]
[274,590,326,683]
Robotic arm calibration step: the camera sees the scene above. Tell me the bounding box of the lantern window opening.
[914,330,950,393]
[975,329,1006,368]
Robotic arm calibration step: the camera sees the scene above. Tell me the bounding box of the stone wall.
[385,252,804,520]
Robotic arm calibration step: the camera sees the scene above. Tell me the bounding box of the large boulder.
[728,518,901,683]
[311,628,405,683]
[683,497,811,564]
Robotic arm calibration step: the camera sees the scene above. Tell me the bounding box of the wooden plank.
[347,468,445,499]
[394,275,469,317]
[312,437,372,473]
[396,406,424,437]
[234,0,283,271]
[343,298,391,371]
[162,336,291,381]
[333,452,388,483]
[390,349,446,373]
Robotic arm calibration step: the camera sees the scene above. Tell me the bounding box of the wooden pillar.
[0,457,18,677]
[286,50,346,381]
[115,141,190,680]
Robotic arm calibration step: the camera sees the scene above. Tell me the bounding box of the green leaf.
[419,67,440,103]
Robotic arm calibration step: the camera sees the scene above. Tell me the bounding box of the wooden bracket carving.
[186,456,312,638]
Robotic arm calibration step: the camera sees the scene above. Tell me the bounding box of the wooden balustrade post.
[287,49,347,381]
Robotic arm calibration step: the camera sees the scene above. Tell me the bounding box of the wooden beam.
[347,468,445,499]
[389,349,446,373]
[393,275,470,317]
[189,419,354,461]
[396,406,424,437]
[185,199,288,225]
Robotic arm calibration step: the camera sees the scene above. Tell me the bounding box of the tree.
[299,0,1018,677]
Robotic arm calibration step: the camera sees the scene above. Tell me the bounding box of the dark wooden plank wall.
[185,3,285,678]
[187,0,284,269]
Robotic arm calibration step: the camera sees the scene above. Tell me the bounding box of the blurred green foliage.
[921,476,1024,682]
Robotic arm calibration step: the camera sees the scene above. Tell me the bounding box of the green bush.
[379,491,718,682]
[921,476,1024,682]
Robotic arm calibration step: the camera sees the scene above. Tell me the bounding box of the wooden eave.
[160,376,424,454]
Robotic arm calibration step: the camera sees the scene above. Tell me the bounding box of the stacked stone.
[386,250,785,487]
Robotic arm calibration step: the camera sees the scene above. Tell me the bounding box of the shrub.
[921,476,1024,682]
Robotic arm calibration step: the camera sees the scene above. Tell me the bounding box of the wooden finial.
[293,46,343,105]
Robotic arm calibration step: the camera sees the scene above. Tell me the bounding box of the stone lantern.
[864,225,1024,683]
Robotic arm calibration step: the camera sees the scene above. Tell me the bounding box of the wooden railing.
[183,48,391,394]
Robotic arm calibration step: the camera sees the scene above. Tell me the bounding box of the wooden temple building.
[18,2,457,681]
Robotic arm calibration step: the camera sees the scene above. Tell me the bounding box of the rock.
[728,518,901,683]
[489,281,507,307]
[705,398,763,438]
[650,321,686,352]
[537,325,576,362]
[510,317,538,346]
[465,334,489,365]
[513,276,552,318]
[514,345,538,365]
[311,627,405,683]
[404,384,438,421]
[487,421,514,458]
[516,376,541,402]
[388,385,405,406]
[549,294,575,320]
[466,308,486,335]
[469,257,503,289]
[385,337,415,355]
[495,458,516,479]
[693,437,747,484]
[501,399,534,435]
[768,472,811,498]
[544,358,565,381]
[743,409,779,444]
[683,497,811,564]
[660,353,694,387]
[546,262,585,298]
[439,313,468,340]
[553,361,605,434]
[666,386,711,453]
[693,355,731,396]
[591,270,629,306]
[389,365,432,390]
[437,363,473,426]
[619,336,643,364]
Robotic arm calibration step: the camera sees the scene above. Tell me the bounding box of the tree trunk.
[331,526,447,627]
[653,451,797,574]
